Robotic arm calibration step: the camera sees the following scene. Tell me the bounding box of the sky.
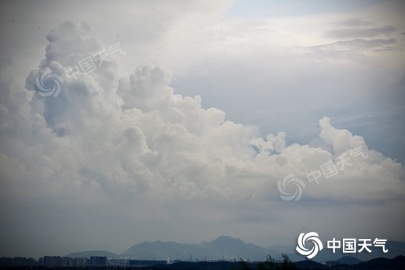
[0,0,404,259]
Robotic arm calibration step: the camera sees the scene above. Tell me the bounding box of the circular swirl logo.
[277,173,305,201]
[35,68,63,97]
[296,232,323,259]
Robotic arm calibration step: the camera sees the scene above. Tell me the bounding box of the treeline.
[238,255,296,270]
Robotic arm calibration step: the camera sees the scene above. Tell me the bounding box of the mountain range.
[66,236,405,263]
[121,236,281,261]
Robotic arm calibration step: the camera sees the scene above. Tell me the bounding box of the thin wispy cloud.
[324,25,397,39]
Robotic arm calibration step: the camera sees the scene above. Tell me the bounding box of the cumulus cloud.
[1,21,404,256]
[3,20,404,203]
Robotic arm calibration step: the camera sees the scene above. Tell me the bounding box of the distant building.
[43,256,63,267]
[128,260,166,266]
[41,256,84,267]
[72,257,87,267]
[109,259,129,266]
[61,257,72,267]
[90,256,108,266]
[0,257,37,267]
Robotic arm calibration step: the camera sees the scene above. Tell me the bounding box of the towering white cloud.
[0,21,404,257]
[2,20,404,204]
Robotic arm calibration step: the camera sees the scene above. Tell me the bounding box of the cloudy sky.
[0,0,404,259]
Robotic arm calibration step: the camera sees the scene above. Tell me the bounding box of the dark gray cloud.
[303,38,398,59]
[324,25,397,39]
[332,18,374,27]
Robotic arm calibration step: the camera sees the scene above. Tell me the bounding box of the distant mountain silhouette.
[65,236,405,263]
[350,255,405,269]
[336,256,362,265]
[122,236,275,261]
[65,250,119,258]
[294,260,326,269]
[155,256,405,269]
[122,240,206,260]
[200,236,278,260]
